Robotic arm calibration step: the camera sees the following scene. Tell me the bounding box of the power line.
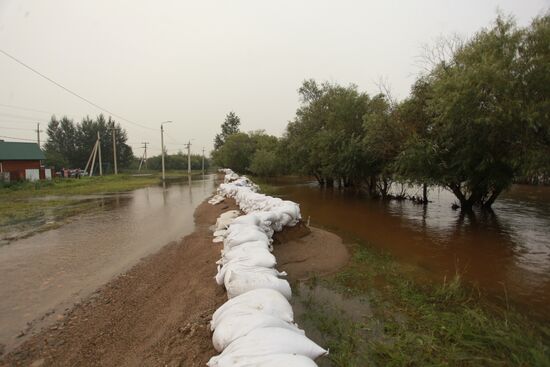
[0,125,37,132]
[0,112,47,122]
[165,134,188,145]
[0,134,37,142]
[0,103,52,115]
[0,48,156,132]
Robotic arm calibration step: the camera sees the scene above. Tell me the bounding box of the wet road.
[0,175,215,351]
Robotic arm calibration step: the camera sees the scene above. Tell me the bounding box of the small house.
[0,140,50,182]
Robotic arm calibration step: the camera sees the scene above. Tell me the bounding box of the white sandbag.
[224,229,270,250]
[216,262,286,286]
[207,354,318,367]
[231,213,262,227]
[220,245,274,266]
[223,223,265,237]
[213,236,224,243]
[211,289,294,330]
[215,218,234,231]
[224,269,292,299]
[213,229,227,237]
[218,250,276,269]
[208,195,225,205]
[214,210,241,231]
[208,327,327,365]
[215,252,277,279]
[212,312,304,352]
[219,210,241,220]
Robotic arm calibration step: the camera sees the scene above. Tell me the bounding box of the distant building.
[0,140,50,182]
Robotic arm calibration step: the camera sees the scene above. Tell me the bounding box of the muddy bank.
[1,197,348,366]
[273,225,349,281]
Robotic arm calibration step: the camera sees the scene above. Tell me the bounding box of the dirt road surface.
[1,197,348,367]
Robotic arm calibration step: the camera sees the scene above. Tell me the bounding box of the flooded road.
[271,180,550,319]
[0,175,215,350]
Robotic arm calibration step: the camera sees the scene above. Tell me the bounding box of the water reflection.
[272,180,550,319]
[0,175,215,350]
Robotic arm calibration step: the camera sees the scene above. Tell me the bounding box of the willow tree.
[285,80,370,187]
[417,16,529,210]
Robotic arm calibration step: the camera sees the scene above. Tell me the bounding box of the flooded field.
[0,175,214,351]
[271,179,550,319]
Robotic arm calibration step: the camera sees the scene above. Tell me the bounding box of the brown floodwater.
[0,175,215,351]
[270,179,550,320]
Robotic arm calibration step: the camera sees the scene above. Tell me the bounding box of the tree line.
[212,14,549,211]
[44,114,133,173]
[142,152,209,171]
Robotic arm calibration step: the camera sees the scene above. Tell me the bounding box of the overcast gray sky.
[0,0,547,156]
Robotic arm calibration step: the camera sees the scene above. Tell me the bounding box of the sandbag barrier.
[207,169,327,366]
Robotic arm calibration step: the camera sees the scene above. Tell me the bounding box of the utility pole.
[138,142,149,172]
[143,142,148,169]
[108,122,118,175]
[186,140,191,175]
[160,121,172,182]
[36,123,40,147]
[202,147,205,175]
[97,131,103,176]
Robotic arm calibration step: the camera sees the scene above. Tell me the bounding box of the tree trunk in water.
[448,183,473,211]
[482,188,502,209]
[325,178,334,188]
[368,176,378,197]
[422,183,428,204]
[314,174,324,187]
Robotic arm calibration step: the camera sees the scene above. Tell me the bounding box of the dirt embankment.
[1,198,349,367]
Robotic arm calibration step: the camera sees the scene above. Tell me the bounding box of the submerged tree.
[420,16,527,210]
[285,80,371,187]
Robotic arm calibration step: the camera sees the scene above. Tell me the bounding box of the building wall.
[0,160,41,181]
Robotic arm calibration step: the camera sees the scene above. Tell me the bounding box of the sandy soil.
[1,197,348,367]
[274,225,349,281]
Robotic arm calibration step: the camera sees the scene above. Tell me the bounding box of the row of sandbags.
[207,169,327,367]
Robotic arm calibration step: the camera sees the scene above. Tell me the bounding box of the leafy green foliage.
[395,14,550,209]
[212,130,284,175]
[145,152,209,171]
[214,111,241,150]
[285,80,372,187]
[44,114,133,172]
[210,14,549,209]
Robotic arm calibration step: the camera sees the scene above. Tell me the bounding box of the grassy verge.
[296,243,550,366]
[0,171,202,242]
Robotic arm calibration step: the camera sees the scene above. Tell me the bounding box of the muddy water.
[0,175,215,350]
[272,180,550,319]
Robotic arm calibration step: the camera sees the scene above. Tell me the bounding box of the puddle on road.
[0,176,215,352]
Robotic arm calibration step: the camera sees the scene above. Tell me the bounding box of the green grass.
[0,170,201,241]
[297,244,550,367]
[247,176,281,196]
